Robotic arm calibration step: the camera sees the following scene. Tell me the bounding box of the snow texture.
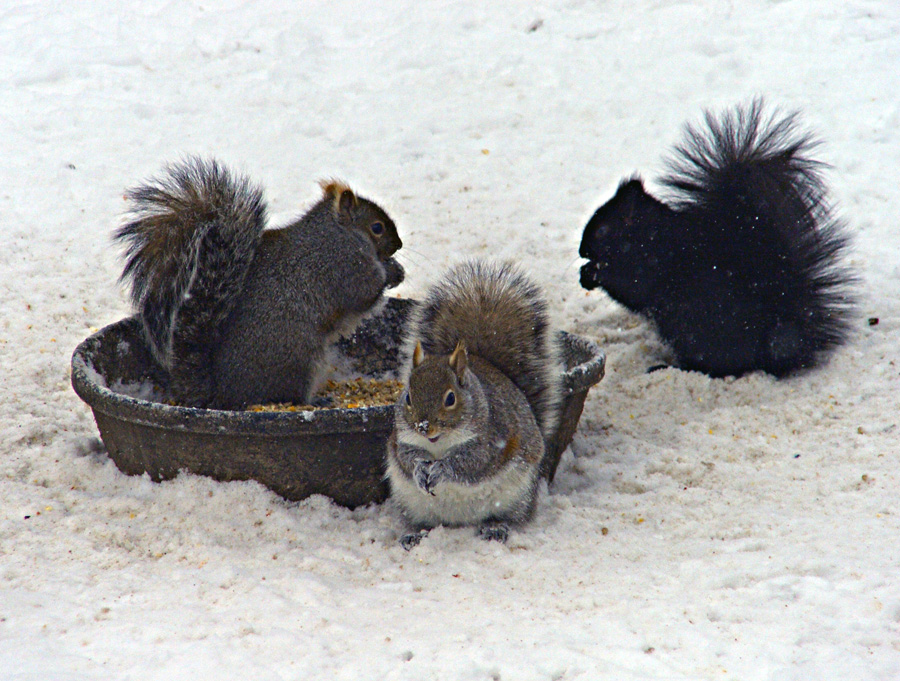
[1,1,898,679]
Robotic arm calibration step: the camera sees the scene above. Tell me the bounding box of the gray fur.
[116,158,265,372]
[401,260,563,439]
[388,357,544,532]
[387,261,561,546]
[212,199,397,407]
[114,157,403,409]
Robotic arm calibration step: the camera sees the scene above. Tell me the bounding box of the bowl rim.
[71,313,605,438]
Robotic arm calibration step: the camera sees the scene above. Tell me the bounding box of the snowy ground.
[2,1,899,679]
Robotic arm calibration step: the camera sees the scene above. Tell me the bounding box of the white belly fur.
[386,456,537,527]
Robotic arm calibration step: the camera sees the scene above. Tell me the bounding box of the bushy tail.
[407,260,563,439]
[662,98,855,370]
[114,158,266,372]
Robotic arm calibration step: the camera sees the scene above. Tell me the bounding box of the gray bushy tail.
[114,158,266,396]
[406,260,563,439]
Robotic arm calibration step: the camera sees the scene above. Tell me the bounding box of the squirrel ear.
[615,177,648,221]
[412,341,425,368]
[336,189,356,224]
[449,340,467,384]
[319,180,358,224]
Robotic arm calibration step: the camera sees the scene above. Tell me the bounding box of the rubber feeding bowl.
[71,298,605,507]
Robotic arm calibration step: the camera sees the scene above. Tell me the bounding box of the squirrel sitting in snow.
[115,157,404,409]
[386,261,563,549]
[579,99,855,378]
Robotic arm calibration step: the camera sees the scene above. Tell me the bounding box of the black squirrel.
[115,157,404,409]
[385,260,563,549]
[579,99,855,378]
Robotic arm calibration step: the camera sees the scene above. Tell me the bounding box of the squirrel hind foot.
[477,522,510,543]
[399,529,430,551]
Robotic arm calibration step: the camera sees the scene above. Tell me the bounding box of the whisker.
[396,246,436,267]
[562,254,584,274]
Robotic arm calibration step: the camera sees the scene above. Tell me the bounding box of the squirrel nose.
[415,420,429,436]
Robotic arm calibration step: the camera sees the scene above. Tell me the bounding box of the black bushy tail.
[661,99,855,373]
[114,158,266,400]
[407,260,563,439]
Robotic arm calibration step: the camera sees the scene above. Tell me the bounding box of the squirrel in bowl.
[386,260,563,549]
[114,157,404,409]
[579,99,855,378]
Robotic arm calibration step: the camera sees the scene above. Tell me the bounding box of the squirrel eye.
[443,390,456,408]
[404,391,411,407]
[370,221,385,236]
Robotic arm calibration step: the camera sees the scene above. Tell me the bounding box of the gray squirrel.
[115,157,404,409]
[386,260,563,549]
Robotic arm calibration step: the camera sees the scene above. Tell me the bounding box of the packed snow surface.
[1,1,898,679]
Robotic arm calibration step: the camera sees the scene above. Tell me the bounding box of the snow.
[2,1,899,679]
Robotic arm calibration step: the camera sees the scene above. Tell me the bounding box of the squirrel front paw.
[384,257,405,288]
[412,459,443,495]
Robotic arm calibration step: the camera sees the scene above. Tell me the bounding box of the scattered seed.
[248,378,403,412]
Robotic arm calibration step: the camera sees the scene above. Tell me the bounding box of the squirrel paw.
[384,257,405,289]
[477,522,510,543]
[400,529,429,551]
[413,460,443,495]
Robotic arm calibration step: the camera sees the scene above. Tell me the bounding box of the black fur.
[579,100,855,378]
